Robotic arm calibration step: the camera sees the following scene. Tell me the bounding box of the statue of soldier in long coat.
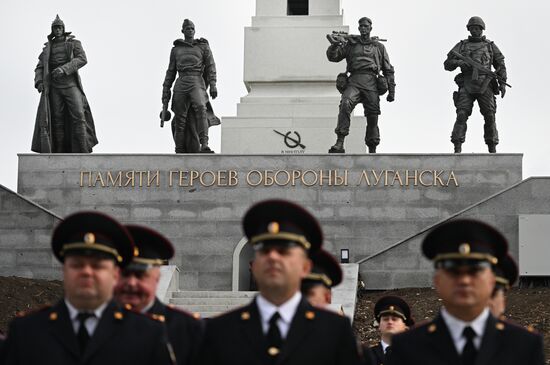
[162,19,220,153]
[32,15,97,153]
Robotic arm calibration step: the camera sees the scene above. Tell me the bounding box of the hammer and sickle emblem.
[273,130,306,149]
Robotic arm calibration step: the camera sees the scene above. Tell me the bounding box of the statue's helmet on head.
[467,16,485,30]
[182,18,195,29]
[51,14,65,32]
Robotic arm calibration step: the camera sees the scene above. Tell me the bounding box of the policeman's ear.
[302,256,313,277]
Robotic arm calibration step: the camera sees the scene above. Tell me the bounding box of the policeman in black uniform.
[489,253,518,318]
[199,199,362,365]
[369,296,414,365]
[387,219,545,365]
[300,249,343,309]
[0,211,171,365]
[114,225,203,365]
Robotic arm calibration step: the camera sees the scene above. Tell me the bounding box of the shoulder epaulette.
[16,304,51,318]
[165,303,200,319]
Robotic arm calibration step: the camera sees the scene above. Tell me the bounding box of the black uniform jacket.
[369,342,384,365]
[148,297,204,365]
[199,296,361,365]
[0,299,171,365]
[387,312,545,365]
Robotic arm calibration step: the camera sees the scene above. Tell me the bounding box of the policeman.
[444,17,508,153]
[369,296,414,365]
[300,249,343,308]
[114,225,203,365]
[387,219,545,365]
[0,211,171,365]
[489,253,518,318]
[199,199,362,365]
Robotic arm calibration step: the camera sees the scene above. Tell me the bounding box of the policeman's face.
[358,21,372,36]
[489,288,506,317]
[52,25,64,37]
[63,255,119,310]
[182,25,195,39]
[468,25,483,38]
[306,284,331,307]
[113,267,160,312]
[434,264,495,314]
[252,244,312,296]
[378,314,408,337]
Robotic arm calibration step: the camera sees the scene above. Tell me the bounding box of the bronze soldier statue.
[444,16,509,153]
[162,19,220,153]
[32,15,98,153]
[326,17,395,154]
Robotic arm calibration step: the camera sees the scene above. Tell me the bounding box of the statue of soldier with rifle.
[326,17,395,154]
[32,15,97,153]
[161,19,220,153]
[444,16,510,153]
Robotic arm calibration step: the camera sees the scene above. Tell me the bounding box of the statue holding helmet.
[444,16,510,153]
[161,19,220,153]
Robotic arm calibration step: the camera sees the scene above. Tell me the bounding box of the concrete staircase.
[168,291,257,318]
[166,264,360,321]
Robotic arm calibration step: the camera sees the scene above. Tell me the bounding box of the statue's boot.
[199,137,214,153]
[483,114,498,154]
[451,114,467,154]
[365,114,380,154]
[329,134,345,153]
[174,120,186,153]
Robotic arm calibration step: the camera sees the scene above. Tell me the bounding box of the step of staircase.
[168,291,257,318]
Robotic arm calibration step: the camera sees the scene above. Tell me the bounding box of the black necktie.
[385,345,392,355]
[266,312,282,360]
[77,312,94,354]
[461,326,477,365]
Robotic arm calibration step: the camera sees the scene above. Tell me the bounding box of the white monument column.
[221,0,365,154]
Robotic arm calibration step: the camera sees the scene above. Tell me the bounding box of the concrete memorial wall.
[16,153,522,289]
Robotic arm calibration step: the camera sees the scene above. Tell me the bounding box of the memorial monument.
[221,0,369,154]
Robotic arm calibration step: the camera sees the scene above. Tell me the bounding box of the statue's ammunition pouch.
[453,91,459,107]
[454,73,465,88]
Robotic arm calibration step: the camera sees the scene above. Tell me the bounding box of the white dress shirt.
[441,307,489,354]
[65,299,109,336]
[381,339,390,353]
[256,291,302,340]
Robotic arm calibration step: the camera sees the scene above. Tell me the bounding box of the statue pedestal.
[16,153,522,289]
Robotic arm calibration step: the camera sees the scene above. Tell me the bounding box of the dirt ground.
[0,276,548,362]
[354,287,550,363]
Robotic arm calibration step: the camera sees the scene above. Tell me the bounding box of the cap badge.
[459,243,471,255]
[268,222,280,234]
[305,311,315,320]
[84,233,95,245]
[268,347,280,356]
[389,305,395,311]
[241,311,250,320]
[133,247,140,257]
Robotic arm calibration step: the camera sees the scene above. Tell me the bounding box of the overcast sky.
[1,0,549,191]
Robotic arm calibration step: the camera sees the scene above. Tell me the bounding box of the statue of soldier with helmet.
[161,19,220,153]
[32,15,98,153]
[444,16,509,153]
